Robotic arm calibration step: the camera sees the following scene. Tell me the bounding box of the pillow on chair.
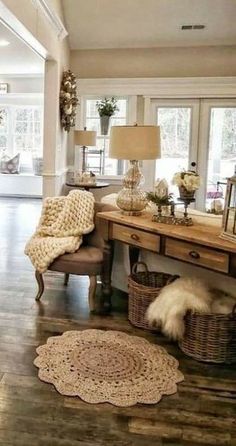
[101,193,118,208]
[0,153,20,174]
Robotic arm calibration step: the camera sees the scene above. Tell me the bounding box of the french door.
[197,100,236,211]
[151,99,236,211]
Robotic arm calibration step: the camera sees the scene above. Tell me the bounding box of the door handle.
[131,233,140,242]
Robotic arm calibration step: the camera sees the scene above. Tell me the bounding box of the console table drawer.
[165,238,229,273]
[112,223,160,252]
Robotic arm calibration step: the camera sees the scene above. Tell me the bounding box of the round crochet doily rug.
[34,329,184,407]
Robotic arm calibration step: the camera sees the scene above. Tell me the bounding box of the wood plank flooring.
[0,197,235,446]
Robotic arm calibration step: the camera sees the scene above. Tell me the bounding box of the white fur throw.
[25,190,94,273]
[146,277,236,341]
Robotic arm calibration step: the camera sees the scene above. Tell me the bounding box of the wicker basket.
[128,262,178,330]
[179,305,236,364]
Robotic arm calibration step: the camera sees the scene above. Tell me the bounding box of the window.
[0,105,43,173]
[84,98,128,176]
[13,107,43,171]
[0,108,9,154]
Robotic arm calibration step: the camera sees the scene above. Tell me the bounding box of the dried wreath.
[60,70,78,132]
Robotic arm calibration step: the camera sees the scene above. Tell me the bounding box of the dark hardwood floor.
[0,197,235,446]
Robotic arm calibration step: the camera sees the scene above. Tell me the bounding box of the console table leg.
[100,241,114,312]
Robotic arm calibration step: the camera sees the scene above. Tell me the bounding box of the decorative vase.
[178,186,195,200]
[100,115,110,135]
[32,157,43,176]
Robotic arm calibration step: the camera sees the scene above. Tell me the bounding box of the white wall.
[111,243,236,296]
[0,75,44,93]
[71,46,236,79]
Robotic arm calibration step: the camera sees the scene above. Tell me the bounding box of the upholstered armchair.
[34,202,115,311]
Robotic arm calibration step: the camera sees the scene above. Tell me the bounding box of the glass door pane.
[153,100,199,198]
[206,107,236,211]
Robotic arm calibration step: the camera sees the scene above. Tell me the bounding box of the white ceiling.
[0,22,44,75]
[62,0,236,50]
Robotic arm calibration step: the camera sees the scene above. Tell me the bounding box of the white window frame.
[197,99,236,210]
[77,94,137,181]
[0,102,43,173]
[149,98,236,211]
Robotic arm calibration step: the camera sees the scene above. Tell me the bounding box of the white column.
[42,59,59,197]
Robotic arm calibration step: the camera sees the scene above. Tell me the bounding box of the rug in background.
[34,329,184,407]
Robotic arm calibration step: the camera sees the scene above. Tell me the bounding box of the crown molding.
[31,0,68,40]
[78,77,236,98]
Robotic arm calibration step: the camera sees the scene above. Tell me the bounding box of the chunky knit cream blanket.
[25,190,95,273]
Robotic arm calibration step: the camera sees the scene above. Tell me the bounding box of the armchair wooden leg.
[64,273,69,286]
[100,241,114,311]
[88,275,97,312]
[35,270,44,301]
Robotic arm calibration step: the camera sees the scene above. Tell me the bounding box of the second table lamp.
[109,124,161,215]
[74,127,97,173]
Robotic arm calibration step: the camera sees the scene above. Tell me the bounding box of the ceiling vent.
[181,25,205,30]
[181,25,192,30]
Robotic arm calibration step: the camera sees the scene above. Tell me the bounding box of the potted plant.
[172,170,200,200]
[147,190,174,216]
[96,97,119,135]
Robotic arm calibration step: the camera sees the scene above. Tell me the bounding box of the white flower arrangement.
[172,170,200,192]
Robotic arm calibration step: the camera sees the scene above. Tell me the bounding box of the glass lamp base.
[116,188,147,215]
[116,161,147,215]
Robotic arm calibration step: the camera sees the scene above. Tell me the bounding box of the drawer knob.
[189,250,200,259]
[131,233,140,242]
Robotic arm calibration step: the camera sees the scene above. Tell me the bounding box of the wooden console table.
[98,211,236,306]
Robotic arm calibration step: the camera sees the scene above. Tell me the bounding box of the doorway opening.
[0,21,44,198]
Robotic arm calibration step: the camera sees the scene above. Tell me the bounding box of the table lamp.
[74,127,97,172]
[109,124,161,215]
